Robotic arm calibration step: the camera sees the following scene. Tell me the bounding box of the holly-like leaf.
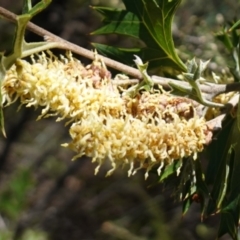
[91,0,186,72]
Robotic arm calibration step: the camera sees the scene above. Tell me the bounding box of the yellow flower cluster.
[1,52,211,178]
[205,92,236,120]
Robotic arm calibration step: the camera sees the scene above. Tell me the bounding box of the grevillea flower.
[1,51,212,178]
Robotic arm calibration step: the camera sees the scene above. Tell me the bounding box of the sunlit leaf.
[91,8,144,39]
[22,0,32,14]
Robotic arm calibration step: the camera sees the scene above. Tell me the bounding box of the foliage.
[92,1,240,239]
[91,0,186,72]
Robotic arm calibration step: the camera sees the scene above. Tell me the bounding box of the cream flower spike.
[2,51,212,178]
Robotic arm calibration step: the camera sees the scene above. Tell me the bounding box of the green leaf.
[178,158,209,217]
[215,27,233,52]
[206,138,232,214]
[193,159,209,219]
[24,0,51,17]
[229,19,240,32]
[92,43,183,70]
[182,192,192,216]
[91,9,144,39]
[218,212,238,240]
[91,43,141,67]
[215,20,240,82]
[218,196,240,240]
[22,0,32,14]
[205,116,235,215]
[2,0,52,69]
[227,96,240,202]
[159,160,182,182]
[92,0,186,72]
[205,115,240,238]
[205,116,234,185]
[127,0,185,69]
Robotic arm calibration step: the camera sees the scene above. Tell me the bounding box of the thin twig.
[0,5,240,131]
[0,6,142,79]
[115,76,239,99]
[2,6,240,98]
[206,93,239,130]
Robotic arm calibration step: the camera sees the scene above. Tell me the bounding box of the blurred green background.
[0,0,239,239]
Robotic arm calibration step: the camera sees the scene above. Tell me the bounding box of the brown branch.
[0,6,142,79]
[2,6,240,98]
[206,93,239,131]
[1,5,240,128]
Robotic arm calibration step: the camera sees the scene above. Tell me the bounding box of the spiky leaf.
[92,0,186,72]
